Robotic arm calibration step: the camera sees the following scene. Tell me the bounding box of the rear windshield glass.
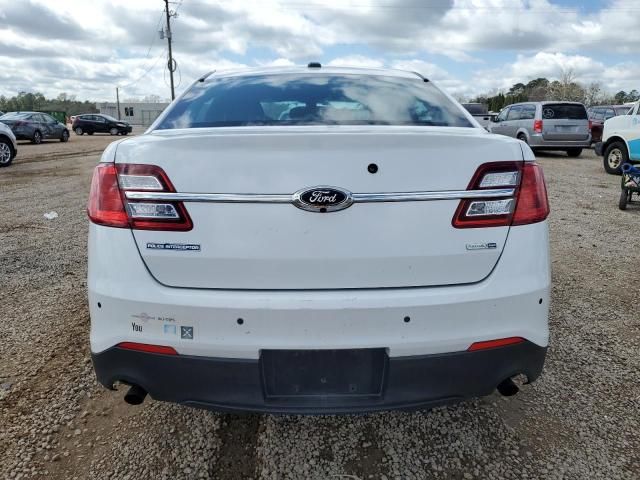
[156,74,473,129]
[615,107,630,116]
[0,112,32,120]
[541,104,587,120]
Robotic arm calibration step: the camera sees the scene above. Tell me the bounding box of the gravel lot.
[0,137,638,480]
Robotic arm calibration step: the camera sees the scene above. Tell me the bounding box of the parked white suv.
[87,65,550,413]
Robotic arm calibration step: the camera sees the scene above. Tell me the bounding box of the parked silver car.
[489,102,591,157]
[0,120,18,167]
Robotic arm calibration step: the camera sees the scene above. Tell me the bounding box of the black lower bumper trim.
[92,341,546,414]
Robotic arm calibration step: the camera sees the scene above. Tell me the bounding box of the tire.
[619,189,629,210]
[121,132,128,136]
[60,130,69,142]
[32,131,42,144]
[0,139,14,167]
[603,141,628,175]
[566,148,582,157]
[75,127,83,135]
[109,127,119,135]
[517,133,528,144]
[87,131,94,135]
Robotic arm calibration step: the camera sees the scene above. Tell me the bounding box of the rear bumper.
[528,134,591,149]
[93,341,547,414]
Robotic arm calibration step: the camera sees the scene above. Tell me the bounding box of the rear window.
[0,112,32,120]
[156,74,473,129]
[541,104,587,120]
[615,107,630,116]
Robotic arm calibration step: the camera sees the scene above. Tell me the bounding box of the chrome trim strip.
[352,189,515,202]
[125,192,292,203]
[125,188,514,203]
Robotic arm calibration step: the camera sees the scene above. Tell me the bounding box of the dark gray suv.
[489,101,591,157]
[0,111,70,144]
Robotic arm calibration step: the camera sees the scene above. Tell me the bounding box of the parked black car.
[0,111,69,144]
[72,114,132,136]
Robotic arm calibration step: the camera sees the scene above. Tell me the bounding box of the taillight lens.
[87,164,129,228]
[453,161,549,228]
[533,119,543,133]
[87,163,192,231]
[512,163,549,226]
[588,120,592,130]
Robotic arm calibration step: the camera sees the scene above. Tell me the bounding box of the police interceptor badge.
[146,242,201,251]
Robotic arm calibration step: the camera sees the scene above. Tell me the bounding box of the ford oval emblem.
[292,186,354,212]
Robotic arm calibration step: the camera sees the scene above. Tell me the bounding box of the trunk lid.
[117,127,523,290]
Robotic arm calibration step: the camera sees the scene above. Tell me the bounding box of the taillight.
[512,163,549,226]
[87,163,192,231]
[87,164,129,228]
[452,161,549,228]
[533,119,543,133]
[588,120,592,130]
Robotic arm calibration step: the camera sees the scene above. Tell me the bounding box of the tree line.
[0,92,98,116]
[471,71,639,112]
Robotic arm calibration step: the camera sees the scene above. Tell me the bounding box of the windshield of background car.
[0,112,33,120]
[156,74,473,129]
[541,104,587,120]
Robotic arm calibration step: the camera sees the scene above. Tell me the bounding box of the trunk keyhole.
[367,163,378,174]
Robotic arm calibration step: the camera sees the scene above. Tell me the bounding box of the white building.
[96,102,170,126]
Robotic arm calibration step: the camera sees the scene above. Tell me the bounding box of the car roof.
[589,105,627,109]
[204,65,426,82]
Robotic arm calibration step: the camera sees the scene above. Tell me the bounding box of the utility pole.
[116,87,121,120]
[164,0,176,100]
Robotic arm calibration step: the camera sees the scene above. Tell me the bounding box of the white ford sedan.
[87,65,550,413]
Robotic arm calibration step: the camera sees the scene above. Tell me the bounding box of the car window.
[592,109,604,121]
[615,107,630,116]
[541,104,587,120]
[95,116,106,123]
[42,114,56,123]
[506,105,522,121]
[157,74,473,129]
[604,108,616,120]
[496,108,509,122]
[520,105,536,120]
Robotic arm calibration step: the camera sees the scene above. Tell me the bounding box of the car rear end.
[527,102,591,152]
[0,112,36,141]
[88,67,550,413]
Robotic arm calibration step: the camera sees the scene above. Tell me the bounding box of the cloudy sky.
[0,0,639,102]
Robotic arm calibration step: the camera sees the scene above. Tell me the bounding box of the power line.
[118,49,166,90]
[213,1,640,13]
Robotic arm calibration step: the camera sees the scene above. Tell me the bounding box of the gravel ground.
[0,141,638,480]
